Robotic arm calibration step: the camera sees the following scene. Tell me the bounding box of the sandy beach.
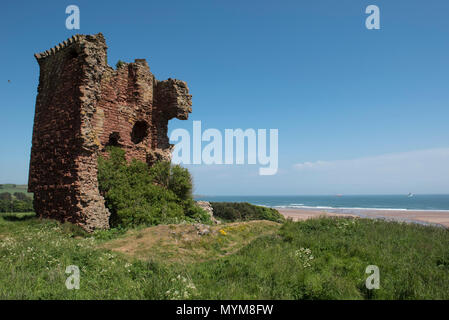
[278,208,449,228]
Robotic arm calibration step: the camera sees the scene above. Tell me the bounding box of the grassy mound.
[102,220,280,263]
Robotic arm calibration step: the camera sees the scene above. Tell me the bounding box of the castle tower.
[28,33,192,231]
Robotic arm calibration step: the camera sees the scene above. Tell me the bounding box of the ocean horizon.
[194,194,449,212]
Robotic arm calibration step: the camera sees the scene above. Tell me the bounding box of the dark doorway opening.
[131,121,149,144]
[106,132,121,147]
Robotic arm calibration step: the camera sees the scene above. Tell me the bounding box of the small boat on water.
[407,193,414,198]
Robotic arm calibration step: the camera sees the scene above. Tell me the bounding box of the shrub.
[0,192,12,201]
[183,198,211,222]
[0,212,35,221]
[115,60,126,69]
[0,193,33,213]
[150,161,193,201]
[97,146,209,228]
[12,199,33,212]
[210,202,285,223]
[0,199,11,212]
[13,192,28,201]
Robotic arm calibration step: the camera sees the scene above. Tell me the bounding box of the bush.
[150,161,193,201]
[0,199,11,212]
[98,146,209,228]
[0,212,35,221]
[14,192,28,200]
[210,202,285,223]
[0,193,33,213]
[0,192,12,201]
[115,60,126,69]
[12,199,33,212]
[183,198,211,222]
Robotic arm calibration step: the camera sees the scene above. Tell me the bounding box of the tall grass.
[0,215,448,299]
[190,218,449,299]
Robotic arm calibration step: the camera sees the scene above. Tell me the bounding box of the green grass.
[0,215,448,299]
[190,218,449,299]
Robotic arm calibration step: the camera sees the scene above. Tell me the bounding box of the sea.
[194,194,449,212]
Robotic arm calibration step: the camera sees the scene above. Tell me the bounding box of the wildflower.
[294,247,314,268]
[219,229,227,236]
[166,275,197,300]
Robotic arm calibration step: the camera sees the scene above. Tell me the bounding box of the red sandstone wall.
[28,36,84,225]
[94,60,155,163]
[29,33,192,231]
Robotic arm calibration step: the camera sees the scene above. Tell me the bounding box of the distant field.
[0,184,33,198]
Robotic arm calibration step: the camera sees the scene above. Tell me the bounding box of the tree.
[150,162,193,201]
[12,199,33,212]
[0,192,12,201]
[14,192,28,201]
[0,199,10,212]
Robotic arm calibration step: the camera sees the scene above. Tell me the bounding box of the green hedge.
[97,146,209,228]
[210,202,285,223]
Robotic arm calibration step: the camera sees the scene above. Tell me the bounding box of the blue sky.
[1,0,448,195]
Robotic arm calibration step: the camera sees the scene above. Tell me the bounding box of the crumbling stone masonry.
[28,33,192,231]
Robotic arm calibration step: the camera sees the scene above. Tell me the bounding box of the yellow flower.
[219,229,227,236]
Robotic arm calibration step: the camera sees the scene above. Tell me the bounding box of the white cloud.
[292,148,449,194]
[182,148,449,195]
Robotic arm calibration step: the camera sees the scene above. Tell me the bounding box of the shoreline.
[272,206,449,213]
[277,207,449,228]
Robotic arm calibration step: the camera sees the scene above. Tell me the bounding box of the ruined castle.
[28,33,192,231]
